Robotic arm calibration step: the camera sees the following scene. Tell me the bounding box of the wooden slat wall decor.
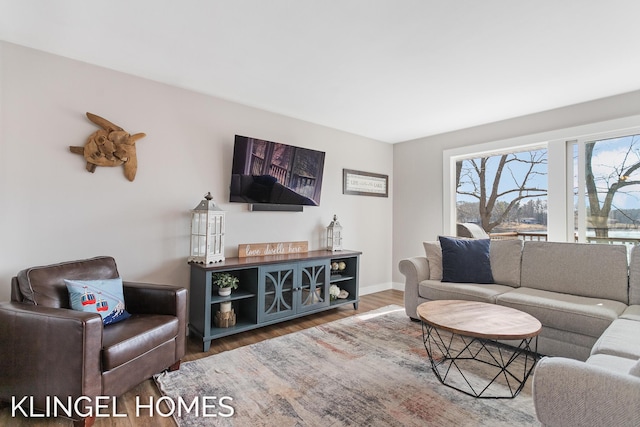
[238,241,309,258]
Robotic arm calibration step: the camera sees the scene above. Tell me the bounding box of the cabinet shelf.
[189,249,361,351]
[330,274,355,283]
[210,289,256,304]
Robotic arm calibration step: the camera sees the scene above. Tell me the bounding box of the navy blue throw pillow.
[438,236,494,284]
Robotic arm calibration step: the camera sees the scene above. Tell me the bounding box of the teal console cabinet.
[189,249,361,351]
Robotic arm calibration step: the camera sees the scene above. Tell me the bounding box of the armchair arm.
[0,302,103,409]
[122,282,186,316]
[533,357,640,427]
[398,257,430,319]
[122,282,187,361]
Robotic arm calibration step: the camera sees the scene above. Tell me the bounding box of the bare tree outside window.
[456,149,548,233]
[584,134,640,238]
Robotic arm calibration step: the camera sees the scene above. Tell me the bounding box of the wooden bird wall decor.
[70,112,146,181]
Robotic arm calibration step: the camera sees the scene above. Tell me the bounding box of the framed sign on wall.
[343,169,388,197]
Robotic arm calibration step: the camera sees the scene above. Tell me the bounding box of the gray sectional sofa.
[399,239,640,426]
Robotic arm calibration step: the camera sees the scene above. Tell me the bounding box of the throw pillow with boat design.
[64,278,131,325]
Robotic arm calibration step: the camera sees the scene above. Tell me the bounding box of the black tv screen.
[230,135,326,207]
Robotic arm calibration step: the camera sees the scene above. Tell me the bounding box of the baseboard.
[359,282,401,295]
[391,281,405,291]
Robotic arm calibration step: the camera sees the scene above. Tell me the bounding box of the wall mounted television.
[229,135,326,211]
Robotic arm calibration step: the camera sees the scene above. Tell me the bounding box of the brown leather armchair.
[0,256,187,427]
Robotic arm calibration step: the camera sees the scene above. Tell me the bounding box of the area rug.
[154,305,539,426]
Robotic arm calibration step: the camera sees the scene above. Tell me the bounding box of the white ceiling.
[2,1,640,143]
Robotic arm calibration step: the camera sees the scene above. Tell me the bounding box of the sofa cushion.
[418,279,513,303]
[65,278,131,325]
[102,314,179,371]
[520,241,629,303]
[536,326,595,360]
[489,239,523,287]
[496,287,626,338]
[586,353,637,375]
[591,319,640,360]
[629,245,640,305]
[438,236,494,283]
[620,305,640,322]
[422,241,443,280]
[630,359,640,378]
[16,256,120,308]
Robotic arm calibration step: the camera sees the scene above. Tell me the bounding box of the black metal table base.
[422,322,539,399]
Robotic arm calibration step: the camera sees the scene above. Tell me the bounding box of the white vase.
[218,287,231,296]
[220,301,232,312]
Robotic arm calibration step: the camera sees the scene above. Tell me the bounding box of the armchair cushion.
[102,314,179,371]
[65,278,131,325]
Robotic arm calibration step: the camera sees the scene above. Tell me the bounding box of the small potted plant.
[212,273,239,296]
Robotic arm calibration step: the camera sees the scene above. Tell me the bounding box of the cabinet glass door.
[259,264,296,322]
[298,260,330,313]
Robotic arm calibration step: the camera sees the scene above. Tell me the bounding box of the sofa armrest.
[0,302,103,406]
[533,356,640,427]
[398,257,430,319]
[122,282,187,361]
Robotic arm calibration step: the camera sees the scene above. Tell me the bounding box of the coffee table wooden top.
[417,300,542,340]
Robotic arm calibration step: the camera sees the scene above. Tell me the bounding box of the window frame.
[571,129,640,243]
[443,114,640,240]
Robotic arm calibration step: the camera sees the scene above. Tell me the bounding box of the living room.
[3,2,640,426]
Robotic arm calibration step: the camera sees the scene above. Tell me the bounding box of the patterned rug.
[154,305,539,426]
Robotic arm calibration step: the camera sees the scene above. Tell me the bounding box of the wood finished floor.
[0,290,404,426]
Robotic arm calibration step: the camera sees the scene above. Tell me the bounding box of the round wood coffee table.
[417,300,542,399]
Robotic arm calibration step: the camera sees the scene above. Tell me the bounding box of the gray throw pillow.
[423,241,443,280]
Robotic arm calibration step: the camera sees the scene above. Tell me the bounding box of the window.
[443,114,640,243]
[573,133,640,245]
[456,148,548,236]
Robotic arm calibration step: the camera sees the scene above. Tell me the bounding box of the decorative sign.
[238,241,309,258]
[343,169,389,197]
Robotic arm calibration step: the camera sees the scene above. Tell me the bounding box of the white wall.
[0,42,394,302]
[392,89,640,285]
